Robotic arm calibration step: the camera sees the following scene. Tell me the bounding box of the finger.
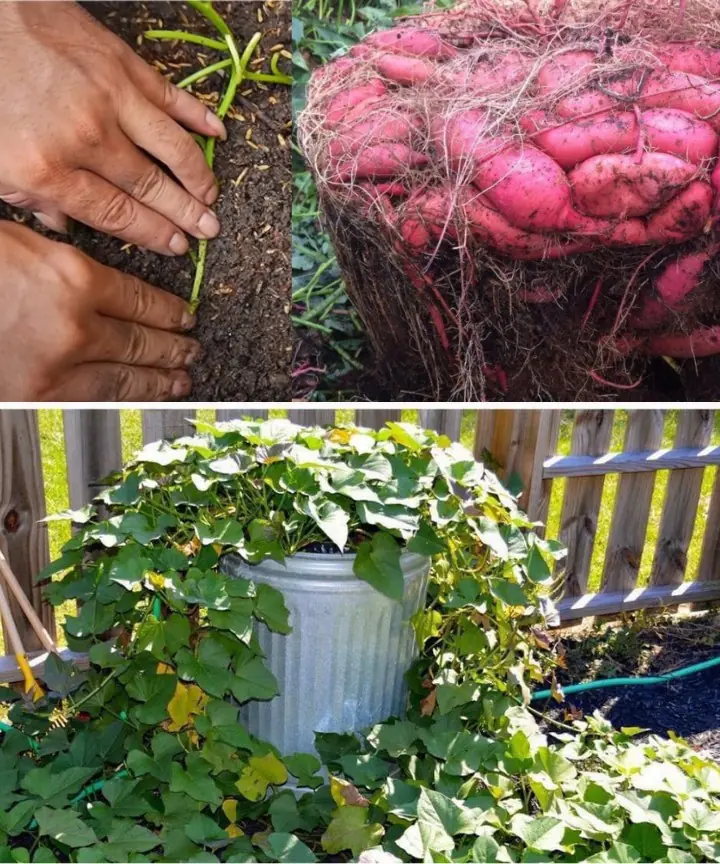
[86,132,220,241]
[33,208,69,234]
[56,169,189,256]
[120,95,220,207]
[84,317,201,370]
[94,267,196,333]
[128,58,227,142]
[51,364,192,402]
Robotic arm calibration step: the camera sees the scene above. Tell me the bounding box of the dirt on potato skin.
[0,1,291,402]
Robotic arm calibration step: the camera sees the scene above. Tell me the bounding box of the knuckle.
[131,165,168,204]
[50,244,94,289]
[124,276,152,320]
[123,324,150,365]
[113,366,137,401]
[24,146,57,188]
[96,190,136,234]
[74,117,106,150]
[56,319,87,359]
[160,76,180,109]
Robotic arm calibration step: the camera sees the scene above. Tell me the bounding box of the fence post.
[559,410,615,598]
[287,409,336,426]
[418,409,463,441]
[63,410,123,508]
[354,409,402,429]
[651,409,713,586]
[0,411,54,651]
[216,409,268,422]
[699,465,720,584]
[142,410,197,442]
[602,410,665,592]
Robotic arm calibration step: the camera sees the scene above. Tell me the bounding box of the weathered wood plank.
[557,579,720,621]
[698,467,720,583]
[544,444,720,477]
[651,410,713,586]
[0,412,54,652]
[216,409,268,422]
[602,411,666,592]
[0,648,88,684]
[525,411,562,528]
[142,410,197,442]
[354,409,402,429]
[559,410,615,598]
[287,409,336,426]
[63,410,123,509]
[418,409,463,441]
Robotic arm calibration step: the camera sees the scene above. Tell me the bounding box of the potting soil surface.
[545,613,720,760]
[0,1,291,401]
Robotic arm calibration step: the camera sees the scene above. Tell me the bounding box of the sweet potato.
[632,250,710,329]
[645,180,713,243]
[473,143,609,233]
[328,111,422,160]
[642,110,718,165]
[640,70,720,131]
[376,53,435,86]
[654,43,720,80]
[430,110,502,170]
[555,74,639,119]
[646,326,720,357]
[458,51,532,93]
[569,152,698,218]
[334,143,429,181]
[526,112,637,169]
[537,51,596,95]
[364,28,457,60]
[325,79,387,127]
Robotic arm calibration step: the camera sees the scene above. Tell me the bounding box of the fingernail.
[205,109,227,140]
[169,232,188,255]
[205,183,219,206]
[197,211,220,239]
[184,343,202,367]
[181,309,196,331]
[172,373,191,399]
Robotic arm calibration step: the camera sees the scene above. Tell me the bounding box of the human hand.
[0,1,225,255]
[0,221,200,401]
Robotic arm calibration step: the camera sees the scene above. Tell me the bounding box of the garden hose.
[532,653,720,700]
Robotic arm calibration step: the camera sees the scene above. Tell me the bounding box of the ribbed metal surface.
[221,552,430,757]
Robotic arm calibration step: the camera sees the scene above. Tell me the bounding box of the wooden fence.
[1,407,719,675]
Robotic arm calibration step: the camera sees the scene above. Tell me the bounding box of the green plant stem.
[144,30,228,51]
[291,315,332,335]
[188,0,232,37]
[177,57,232,89]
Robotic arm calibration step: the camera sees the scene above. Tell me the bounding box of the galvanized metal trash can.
[221,551,430,757]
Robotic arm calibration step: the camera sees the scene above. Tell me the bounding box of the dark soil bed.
[544,611,720,759]
[0,1,291,402]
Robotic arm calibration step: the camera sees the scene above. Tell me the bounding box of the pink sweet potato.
[569,152,698,218]
[646,326,720,357]
[555,74,639,119]
[334,143,428,181]
[645,180,713,243]
[536,51,597,95]
[328,111,422,160]
[632,249,710,329]
[642,110,718,165]
[430,110,502,170]
[376,53,435,86]
[640,70,720,131]
[364,28,457,60]
[325,79,387,127]
[526,112,637,169]
[654,43,720,80]
[456,51,532,93]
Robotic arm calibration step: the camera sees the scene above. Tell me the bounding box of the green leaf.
[236,752,288,801]
[354,532,404,602]
[267,833,317,863]
[356,501,419,539]
[407,520,446,556]
[35,807,97,849]
[526,544,552,583]
[196,518,244,547]
[169,755,222,807]
[321,806,384,857]
[283,752,323,789]
[99,822,161,861]
[476,517,509,559]
[339,754,392,787]
[269,792,304,833]
[510,814,565,852]
[471,836,515,862]
[22,766,98,808]
[41,653,87,697]
[298,494,349,551]
[490,578,529,608]
[0,801,36,836]
[253,583,291,634]
[230,653,278,703]
[185,813,228,845]
[584,842,643,863]
[367,721,419,757]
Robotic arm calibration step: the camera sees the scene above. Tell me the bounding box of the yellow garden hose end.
[16,654,43,702]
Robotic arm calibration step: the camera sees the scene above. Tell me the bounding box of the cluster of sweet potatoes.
[304,13,720,361]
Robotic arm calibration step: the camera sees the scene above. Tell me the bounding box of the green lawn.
[31,408,716,647]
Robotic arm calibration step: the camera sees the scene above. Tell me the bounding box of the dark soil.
[0,1,291,402]
[544,611,720,759]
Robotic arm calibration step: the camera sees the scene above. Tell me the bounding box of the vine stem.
[144,30,228,51]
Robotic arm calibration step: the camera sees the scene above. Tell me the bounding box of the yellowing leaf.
[147,571,165,589]
[222,799,238,823]
[330,775,369,808]
[328,428,352,444]
[226,823,244,839]
[236,753,288,801]
[213,543,223,556]
[156,662,174,675]
[167,681,208,732]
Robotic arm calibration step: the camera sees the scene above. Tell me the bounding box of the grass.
[24,408,718,653]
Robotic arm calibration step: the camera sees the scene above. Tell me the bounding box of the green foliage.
[0,418,717,861]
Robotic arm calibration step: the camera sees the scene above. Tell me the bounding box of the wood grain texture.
[142,410,197,442]
[699,467,720,583]
[63,410,122,509]
[559,410,615,598]
[287,409,337,426]
[418,409,463,441]
[354,409,401,429]
[216,409,268,421]
[0,648,88,684]
[602,411,666,592]
[544,445,720,477]
[651,410,713,586]
[557,579,720,620]
[0,411,54,652]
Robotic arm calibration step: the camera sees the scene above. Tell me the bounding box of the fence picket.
[0,411,54,651]
[418,409,463,441]
[602,410,665,592]
[354,409,402,429]
[142,410,197,442]
[651,410,713,586]
[216,409,268,421]
[287,409,336,426]
[559,410,615,597]
[63,410,123,508]
[699,468,720,583]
